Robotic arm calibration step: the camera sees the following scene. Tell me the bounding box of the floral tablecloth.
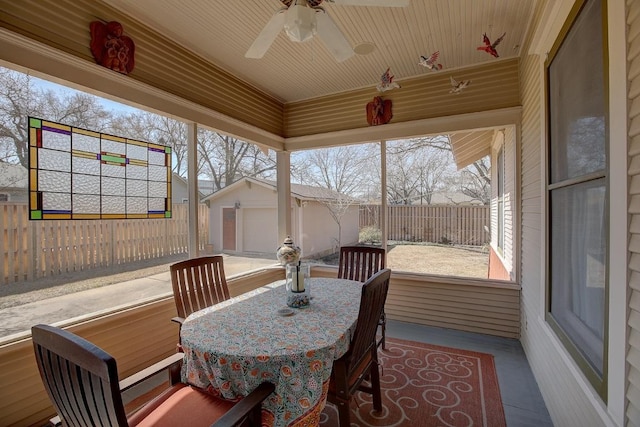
[180,277,362,427]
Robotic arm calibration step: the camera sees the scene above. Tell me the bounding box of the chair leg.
[337,400,351,427]
[381,311,386,350]
[377,311,386,350]
[370,359,382,411]
[247,406,262,427]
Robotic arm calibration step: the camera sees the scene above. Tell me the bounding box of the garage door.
[242,208,277,253]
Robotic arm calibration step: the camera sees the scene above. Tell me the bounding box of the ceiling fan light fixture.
[284,4,317,43]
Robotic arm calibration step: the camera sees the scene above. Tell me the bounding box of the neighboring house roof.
[202,176,360,203]
[364,191,485,206]
[450,130,494,170]
[197,179,215,196]
[0,162,28,190]
[429,191,485,205]
[172,173,205,199]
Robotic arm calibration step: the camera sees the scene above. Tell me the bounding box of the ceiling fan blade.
[315,10,354,62]
[245,10,286,59]
[330,0,409,7]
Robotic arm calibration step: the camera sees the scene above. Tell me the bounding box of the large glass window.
[546,0,607,397]
[383,138,491,278]
[0,67,277,341]
[296,138,494,279]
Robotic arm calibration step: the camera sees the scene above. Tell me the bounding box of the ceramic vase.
[276,236,301,265]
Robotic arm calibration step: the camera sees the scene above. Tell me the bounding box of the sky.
[31,75,140,115]
[26,73,184,170]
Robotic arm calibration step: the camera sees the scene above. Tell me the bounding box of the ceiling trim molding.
[284,106,523,152]
[0,28,285,151]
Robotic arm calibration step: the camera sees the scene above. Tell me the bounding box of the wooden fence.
[1,203,209,285]
[359,204,489,246]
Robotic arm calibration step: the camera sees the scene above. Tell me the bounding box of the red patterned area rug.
[319,338,506,427]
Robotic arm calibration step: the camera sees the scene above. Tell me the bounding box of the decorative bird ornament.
[376,68,401,92]
[477,32,506,58]
[419,51,442,71]
[449,76,471,94]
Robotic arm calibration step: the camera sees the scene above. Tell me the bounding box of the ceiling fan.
[245,0,410,62]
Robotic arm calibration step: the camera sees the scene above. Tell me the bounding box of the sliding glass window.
[545,0,608,398]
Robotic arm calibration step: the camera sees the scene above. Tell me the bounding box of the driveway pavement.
[0,254,278,339]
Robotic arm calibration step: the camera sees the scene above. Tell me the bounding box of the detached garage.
[203,177,360,258]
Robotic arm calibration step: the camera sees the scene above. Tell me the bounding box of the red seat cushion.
[128,383,236,427]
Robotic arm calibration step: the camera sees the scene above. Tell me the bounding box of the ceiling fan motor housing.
[284,3,317,42]
[280,0,324,7]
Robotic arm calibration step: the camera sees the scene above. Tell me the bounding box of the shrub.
[359,227,382,244]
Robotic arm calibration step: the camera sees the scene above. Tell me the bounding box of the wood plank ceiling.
[94,0,535,163]
[102,0,535,104]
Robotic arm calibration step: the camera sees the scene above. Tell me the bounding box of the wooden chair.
[32,324,274,427]
[337,245,388,349]
[170,256,231,327]
[327,268,391,426]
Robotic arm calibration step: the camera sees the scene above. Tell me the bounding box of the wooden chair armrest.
[119,352,184,391]
[171,316,185,325]
[211,382,275,427]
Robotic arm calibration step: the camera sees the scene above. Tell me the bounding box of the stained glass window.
[28,117,172,220]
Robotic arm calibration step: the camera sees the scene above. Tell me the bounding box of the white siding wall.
[490,136,498,255]
[627,0,640,424]
[208,182,357,258]
[518,0,627,425]
[490,126,516,280]
[208,183,279,253]
[503,126,516,279]
[242,208,278,253]
[299,202,359,257]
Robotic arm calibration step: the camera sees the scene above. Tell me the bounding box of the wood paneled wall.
[312,265,520,338]
[284,59,520,138]
[386,273,520,339]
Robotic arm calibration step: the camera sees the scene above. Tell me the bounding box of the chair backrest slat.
[32,324,128,427]
[347,269,391,369]
[170,256,230,319]
[337,246,386,283]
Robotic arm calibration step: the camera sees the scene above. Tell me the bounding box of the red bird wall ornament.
[90,21,135,74]
[366,96,393,126]
[477,32,505,58]
[419,51,443,71]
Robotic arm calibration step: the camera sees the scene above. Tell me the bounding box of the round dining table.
[180,277,363,427]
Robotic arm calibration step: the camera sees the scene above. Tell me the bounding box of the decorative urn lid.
[277,236,301,265]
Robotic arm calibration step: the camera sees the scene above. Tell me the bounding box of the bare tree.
[386,136,490,205]
[293,145,371,247]
[458,157,491,204]
[110,111,189,176]
[386,143,455,204]
[295,145,372,194]
[0,68,111,167]
[197,129,276,191]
